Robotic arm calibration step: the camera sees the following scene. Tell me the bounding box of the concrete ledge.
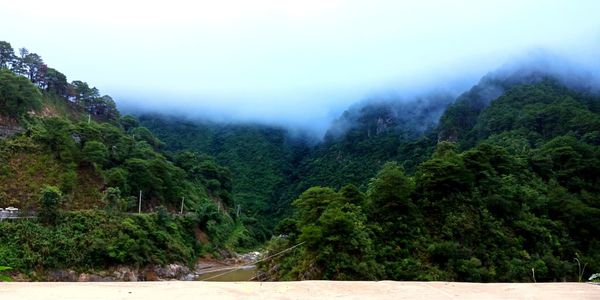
[1,281,599,300]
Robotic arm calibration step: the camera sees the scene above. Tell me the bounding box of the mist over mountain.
[132,48,600,144]
[140,55,600,225]
[4,1,600,137]
[2,1,600,284]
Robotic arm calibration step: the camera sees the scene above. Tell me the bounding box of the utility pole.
[180,197,185,215]
[138,190,142,214]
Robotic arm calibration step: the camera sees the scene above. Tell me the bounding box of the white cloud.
[1,0,599,133]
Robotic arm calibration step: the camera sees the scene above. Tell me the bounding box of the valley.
[1,39,599,283]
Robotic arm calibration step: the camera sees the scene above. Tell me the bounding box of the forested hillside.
[141,68,599,227]
[0,41,247,277]
[138,117,305,241]
[1,38,599,282]
[143,72,600,282]
[261,78,600,282]
[139,93,452,233]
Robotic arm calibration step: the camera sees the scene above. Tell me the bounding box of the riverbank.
[6,251,262,282]
[1,281,598,299]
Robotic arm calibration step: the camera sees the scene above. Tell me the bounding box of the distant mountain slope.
[294,93,454,192]
[139,116,304,239]
[438,58,600,144]
[261,77,600,282]
[140,92,454,227]
[141,66,600,242]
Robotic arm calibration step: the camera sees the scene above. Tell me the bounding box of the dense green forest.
[144,74,600,282]
[1,39,599,282]
[0,41,247,277]
[258,78,600,281]
[138,117,303,241]
[139,93,453,240]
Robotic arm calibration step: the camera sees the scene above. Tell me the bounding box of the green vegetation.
[0,41,247,276]
[37,185,63,224]
[139,118,301,242]
[139,99,449,242]
[0,68,42,118]
[260,79,600,282]
[271,185,381,280]
[0,266,11,282]
[1,39,599,282]
[142,76,600,282]
[0,111,235,213]
[0,210,201,273]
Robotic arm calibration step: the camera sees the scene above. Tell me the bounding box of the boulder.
[47,269,78,281]
[113,266,138,281]
[153,264,190,280]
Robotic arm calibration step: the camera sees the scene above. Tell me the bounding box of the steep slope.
[437,59,600,145]
[140,67,600,250]
[139,116,305,239]
[294,92,454,192]
[139,92,454,228]
[263,79,600,282]
[0,41,246,277]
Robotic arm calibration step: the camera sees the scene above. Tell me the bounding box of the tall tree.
[91,95,120,121]
[367,162,415,221]
[38,185,63,224]
[82,140,109,167]
[44,68,68,97]
[0,41,15,69]
[22,52,46,84]
[0,69,42,117]
[10,48,29,76]
[71,80,99,107]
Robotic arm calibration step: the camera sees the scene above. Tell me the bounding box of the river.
[196,265,257,281]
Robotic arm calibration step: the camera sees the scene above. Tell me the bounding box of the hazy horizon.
[2,0,600,135]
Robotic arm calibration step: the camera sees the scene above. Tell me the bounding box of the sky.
[1,0,600,134]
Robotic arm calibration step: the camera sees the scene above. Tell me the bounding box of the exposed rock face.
[77,273,111,282]
[35,252,262,282]
[47,270,78,282]
[0,125,23,139]
[113,266,137,281]
[0,114,22,138]
[152,264,191,280]
[44,264,193,282]
[236,252,262,264]
[143,269,159,281]
[375,116,395,135]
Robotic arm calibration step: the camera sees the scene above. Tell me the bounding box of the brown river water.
[196,265,257,281]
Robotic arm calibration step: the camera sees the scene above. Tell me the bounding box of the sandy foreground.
[1,281,599,300]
